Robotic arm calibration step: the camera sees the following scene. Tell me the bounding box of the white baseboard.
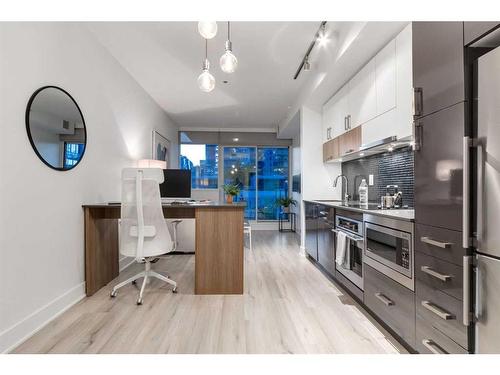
[299,246,306,257]
[0,282,85,353]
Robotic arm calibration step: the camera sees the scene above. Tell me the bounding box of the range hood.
[327,135,413,163]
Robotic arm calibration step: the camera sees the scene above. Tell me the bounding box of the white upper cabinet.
[322,83,349,142]
[349,59,377,128]
[322,23,413,151]
[375,39,397,116]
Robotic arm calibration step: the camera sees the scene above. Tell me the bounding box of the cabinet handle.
[413,87,423,117]
[344,116,347,130]
[344,149,355,155]
[374,292,394,306]
[463,255,472,326]
[421,301,454,320]
[463,137,472,249]
[414,121,423,151]
[421,266,452,282]
[420,236,452,249]
[348,115,351,129]
[422,339,448,354]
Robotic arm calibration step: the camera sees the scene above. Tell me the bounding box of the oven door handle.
[331,228,364,245]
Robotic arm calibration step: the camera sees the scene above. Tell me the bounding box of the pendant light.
[198,21,218,39]
[198,39,215,92]
[220,21,238,74]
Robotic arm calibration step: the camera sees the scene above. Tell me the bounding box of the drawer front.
[416,315,468,354]
[364,264,416,346]
[415,223,465,266]
[416,280,467,349]
[415,252,463,300]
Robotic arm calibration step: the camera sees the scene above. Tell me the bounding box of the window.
[222,146,289,221]
[257,147,289,220]
[63,143,85,168]
[223,147,256,220]
[180,144,218,189]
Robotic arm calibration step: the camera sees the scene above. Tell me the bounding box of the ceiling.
[87,21,408,133]
[87,22,320,131]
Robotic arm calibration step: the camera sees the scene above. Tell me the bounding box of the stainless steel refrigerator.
[473,43,500,353]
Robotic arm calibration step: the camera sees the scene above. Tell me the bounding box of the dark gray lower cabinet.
[415,251,463,301]
[317,206,335,276]
[304,202,318,260]
[364,264,416,347]
[416,315,468,354]
[414,224,469,353]
[414,102,464,231]
[416,280,468,350]
[415,223,465,266]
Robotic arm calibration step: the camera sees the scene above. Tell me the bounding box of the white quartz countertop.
[306,200,415,222]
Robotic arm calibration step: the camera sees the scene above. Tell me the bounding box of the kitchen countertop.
[305,199,415,222]
[82,201,247,208]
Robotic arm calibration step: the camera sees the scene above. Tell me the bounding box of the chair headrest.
[122,168,164,183]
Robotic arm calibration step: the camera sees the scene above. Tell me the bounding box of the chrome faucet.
[334,175,349,204]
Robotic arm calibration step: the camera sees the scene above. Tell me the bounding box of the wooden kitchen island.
[82,202,245,296]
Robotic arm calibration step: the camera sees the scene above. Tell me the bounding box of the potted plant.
[223,183,240,204]
[276,197,297,213]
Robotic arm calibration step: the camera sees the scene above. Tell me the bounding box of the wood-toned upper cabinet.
[375,39,397,116]
[349,59,377,128]
[339,127,361,157]
[412,22,464,118]
[323,138,339,162]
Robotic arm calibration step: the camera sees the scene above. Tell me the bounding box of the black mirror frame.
[25,85,87,171]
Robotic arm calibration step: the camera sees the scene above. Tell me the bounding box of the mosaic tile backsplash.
[341,146,415,207]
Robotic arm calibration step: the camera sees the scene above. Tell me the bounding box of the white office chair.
[110,168,179,305]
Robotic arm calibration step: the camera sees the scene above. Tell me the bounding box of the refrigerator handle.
[463,136,472,248]
[413,87,423,117]
[463,255,472,326]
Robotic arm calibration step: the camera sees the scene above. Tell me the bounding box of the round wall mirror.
[26,86,86,171]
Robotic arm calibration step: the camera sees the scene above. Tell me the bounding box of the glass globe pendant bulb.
[198,21,218,39]
[220,41,238,73]
[198,60,215,92]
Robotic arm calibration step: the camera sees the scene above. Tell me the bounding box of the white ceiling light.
[317,23,329,46]
[220,22,238,73]
[198,39,215,92]
[198,21,218,39]
[303,56,311,71]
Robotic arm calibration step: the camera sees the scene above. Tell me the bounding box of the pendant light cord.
[205,38,208,59]
[227,21,230,41]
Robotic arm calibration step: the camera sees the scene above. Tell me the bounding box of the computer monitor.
[160,169,192,199]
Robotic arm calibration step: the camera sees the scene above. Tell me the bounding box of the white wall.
[291,126,301,238]
[299,106,341,248]
[0,23,179,352]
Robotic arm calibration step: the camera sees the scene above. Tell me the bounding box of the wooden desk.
[82,202,245,296]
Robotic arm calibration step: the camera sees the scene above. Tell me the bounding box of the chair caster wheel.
[172,287,178,294]
[132,280,137,285]
[110,290,117,298]
[136,298,143,305]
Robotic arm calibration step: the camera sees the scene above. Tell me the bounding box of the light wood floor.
[13,231,406,354]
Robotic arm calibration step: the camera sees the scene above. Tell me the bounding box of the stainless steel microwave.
[363,214,414,291]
